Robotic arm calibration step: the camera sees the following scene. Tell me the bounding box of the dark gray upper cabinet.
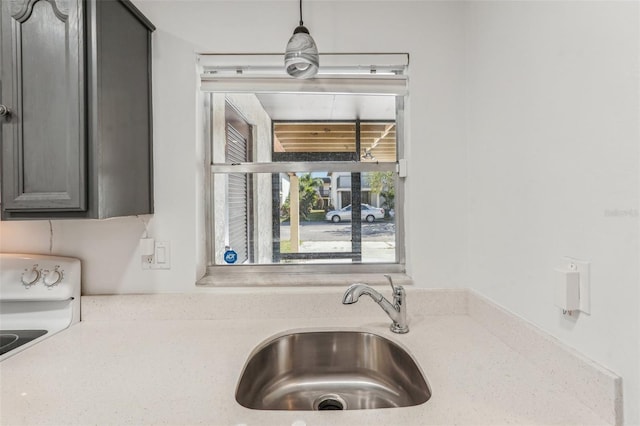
[0,0,155,220]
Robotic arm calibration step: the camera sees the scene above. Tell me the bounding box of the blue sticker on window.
[224,250,238,264]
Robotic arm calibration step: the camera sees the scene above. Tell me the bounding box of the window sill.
[196,271,412,288]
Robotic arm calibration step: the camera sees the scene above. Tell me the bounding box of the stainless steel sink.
[235,330,431,411]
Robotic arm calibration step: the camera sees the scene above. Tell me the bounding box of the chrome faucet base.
[390,323,409,334]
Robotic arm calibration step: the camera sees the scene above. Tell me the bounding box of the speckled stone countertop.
[0,288,619,426]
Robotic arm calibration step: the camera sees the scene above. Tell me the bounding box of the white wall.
[464,2,639,423]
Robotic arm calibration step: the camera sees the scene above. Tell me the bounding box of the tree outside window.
[368,171,395,218]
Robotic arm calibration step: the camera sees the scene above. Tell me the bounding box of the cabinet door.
[1,0,85,212]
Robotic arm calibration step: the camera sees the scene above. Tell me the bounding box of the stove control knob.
[43,266,64,287]
[21,265,41,287]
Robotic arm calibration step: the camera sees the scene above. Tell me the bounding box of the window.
[201,54,408,277]
[271,120,397,264]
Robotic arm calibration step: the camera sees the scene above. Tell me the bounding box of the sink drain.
[314,394,347,411]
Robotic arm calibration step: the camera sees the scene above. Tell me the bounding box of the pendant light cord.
[299,0,303,26]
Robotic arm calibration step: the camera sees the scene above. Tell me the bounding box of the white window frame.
[199,54,409,283]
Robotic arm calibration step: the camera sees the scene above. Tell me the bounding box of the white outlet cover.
[563,256,590,315]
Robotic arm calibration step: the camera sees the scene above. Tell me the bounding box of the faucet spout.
[342,283,384,304]
[342,279,409,334]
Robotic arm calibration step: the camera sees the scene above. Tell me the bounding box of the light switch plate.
[152,241,171,269]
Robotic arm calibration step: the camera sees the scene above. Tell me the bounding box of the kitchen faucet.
[342,275,409,334]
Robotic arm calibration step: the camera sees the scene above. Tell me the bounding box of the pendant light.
[284,0,319,79]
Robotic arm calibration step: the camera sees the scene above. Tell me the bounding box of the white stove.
[0,253,81,361]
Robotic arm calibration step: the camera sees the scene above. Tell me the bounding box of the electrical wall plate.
[141,241,171,270]
[562,256,590,315]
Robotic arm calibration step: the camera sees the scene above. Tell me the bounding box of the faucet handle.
[384,274,399,293]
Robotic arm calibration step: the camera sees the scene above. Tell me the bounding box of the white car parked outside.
[325,204,385,223]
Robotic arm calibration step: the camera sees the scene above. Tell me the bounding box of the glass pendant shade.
[285,25,319,79]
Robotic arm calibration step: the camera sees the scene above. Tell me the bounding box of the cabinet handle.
[0,105,10,116]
